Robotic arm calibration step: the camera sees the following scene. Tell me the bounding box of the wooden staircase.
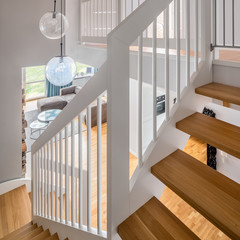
[118,82,240,239]
[0,185,70,240]
[0,222,67,240]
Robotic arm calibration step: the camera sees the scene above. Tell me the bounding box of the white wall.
[0,0,60,183]
[213,63,240,110]
[213,64,240,87]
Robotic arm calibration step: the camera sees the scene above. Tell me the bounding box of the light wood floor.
[160,136,230,240]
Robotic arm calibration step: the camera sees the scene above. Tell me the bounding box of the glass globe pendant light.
[46,55,76,86]
[39,0,69,39]
[46,0,76,86]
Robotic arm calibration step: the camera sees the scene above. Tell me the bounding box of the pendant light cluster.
[40,0,76,86]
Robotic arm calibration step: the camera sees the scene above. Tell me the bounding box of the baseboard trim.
[0,178,31,195]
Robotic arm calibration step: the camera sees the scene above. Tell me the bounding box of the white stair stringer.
[129,59,213,217]
[33,216,106,240]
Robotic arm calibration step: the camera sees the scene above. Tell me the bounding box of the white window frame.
[22,67,47,101]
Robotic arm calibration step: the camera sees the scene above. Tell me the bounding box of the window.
[23,63,96,101]
[75,62,95,76]
[23,65,46,101]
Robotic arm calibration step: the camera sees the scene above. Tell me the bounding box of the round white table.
[38,109,62,123]
[30,120,48,140]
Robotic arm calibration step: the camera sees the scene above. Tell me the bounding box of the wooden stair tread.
[0,222,34,240]
[176,112,240,159]
[151,149,240,240]
[118,197,200,240]
[45,233,59,240]
[195,82,240,105]
[19,226,43,240]
[31,229,50,240]
[0,185,32,238]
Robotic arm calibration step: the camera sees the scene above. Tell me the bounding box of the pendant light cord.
[60,0,63,57]
[54,0,57,13]
[53,0,57,18]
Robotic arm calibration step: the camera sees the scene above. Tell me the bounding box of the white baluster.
[55,135,58,221]
[186,0,190,87]
[90,0,92,36]
[79,0,82,43]
[87,105,92,230]
[78,114,83,228]
[47,142,50,218]
[176,0,181,103]
[195,0,199,71]
[165,8,170,121]
[41,147,44,216]
[152,19,157,141]
[60,130,63,222]
[65,126,69,224]
[102,0,104,37]
[93,0,96,37]
[97,96,102,234]
[51,138,54,219]
[117,0,121,24]
[106,0,108,35]
[97,0,99,37]
[44,145,47,218]
[36,151,40,215]
[88,1,91,36]
[125,0,127,18]
[138,34,143,167]
[211,0,216,47]
[71,120,75,226]
[33,154,36,216]
[110,0,113,30]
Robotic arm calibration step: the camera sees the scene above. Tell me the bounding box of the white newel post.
[117,0,122,24]
[202,0,211,62]
[196,0,211,69]
[107,36,130,239]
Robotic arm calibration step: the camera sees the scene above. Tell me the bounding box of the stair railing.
[107,0,202,237]
[80,0,149,44]
[32,63,108,237]
[211,0,240,51]
[32,0,204,238]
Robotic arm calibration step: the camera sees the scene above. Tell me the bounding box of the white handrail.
[32,62,107,154]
